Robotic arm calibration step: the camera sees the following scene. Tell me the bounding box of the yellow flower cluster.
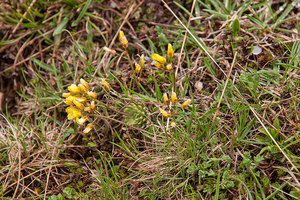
[151,43,174,70]
[162,92,178,106]
[159,91,192,128]
[159,92,177,119]
[162,92,191,109]
[135,54,145,73]
[63,78,96,133]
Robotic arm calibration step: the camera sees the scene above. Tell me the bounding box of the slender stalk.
[125,49,134,72]
[125,49,141,92]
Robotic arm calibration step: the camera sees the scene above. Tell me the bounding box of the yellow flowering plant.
[63,78,98,133]
[150,43,192,129]
[59,30,194,147]
[99,36,191,132]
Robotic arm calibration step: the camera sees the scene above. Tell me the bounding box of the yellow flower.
[65,96,77,105]
[171,121,176,128]
[84,107,91,112]
[163,93,169,105]
[65,96,86,105]
[151,61,164,70]
[87,91,97,99]
[62,93,71,98]
[171,92,178,104]
[75,96,87,103]
[102,79,111,91]
[167,43,174,58]
[77,116,88,125]
[78,84,89,93]
[84,101,95,112]
[135,63,141,73]
[138,54,145,67]
[181,99,191,109]
[66,106,82,120]
[103,46,116,56]
[152,54,166,64]
[73,100,85,110]
[83,123,93,133]
[90,101,95,111]
[68,84,81,94]
[159,108,171,118]
[80,78,90,90]
[166,63,172,70]
[119,31,128,49]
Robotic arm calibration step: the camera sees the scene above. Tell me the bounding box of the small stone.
[195,81,203,91]
[252,45,262,55]
[110,2,117,8]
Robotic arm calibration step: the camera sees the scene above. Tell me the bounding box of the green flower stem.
[125,49,134,72]
[124,49,140,92]
[171,68,177,135]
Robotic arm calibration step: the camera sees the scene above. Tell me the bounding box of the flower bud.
[103,46,116,56]
[65,96,77,105]
[171,92,178,104]
[78,84,89,93]
[152,54,166,64]
[171,121,176,128]
[77,116,88,125]
[74,96,86,103]
[90,100,95,111]
[80,78,90,90]
[163,93,169,105]
[135,63,141,73]
[68,84,81,94]
[62,93,71,98]
[119,31,128,49]
[83,123,93,133]
[87,91,97,99]
[66,106,82,120]
[84,107,91,112]
[102,79,111,91]
[73,100,85,110]
[159,108,171,118]
[138,54,145,68]
[167,43,174,58]
[151,61,164,70]
[181,99,191,109]
[166,63,172,70]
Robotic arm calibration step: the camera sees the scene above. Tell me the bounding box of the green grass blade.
[272,1,296,29]
[203,57,217,77]
[71,0,92,27]
[32,58,64,75]
[53,14,72,36]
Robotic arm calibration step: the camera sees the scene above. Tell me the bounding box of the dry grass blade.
[0,114,22,198]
